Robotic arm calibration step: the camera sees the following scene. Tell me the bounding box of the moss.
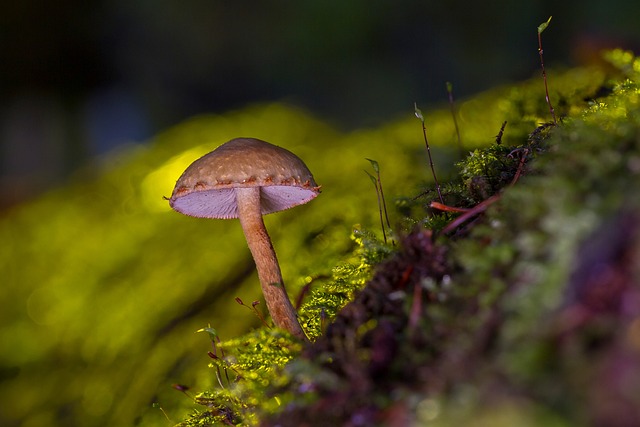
[177,51,640,426]
[172,227,395,426]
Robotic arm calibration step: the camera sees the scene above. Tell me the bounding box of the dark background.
[1,0,639,207]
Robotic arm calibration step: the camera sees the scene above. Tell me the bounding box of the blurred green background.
[1,1,638,426]
[3,0,640,206]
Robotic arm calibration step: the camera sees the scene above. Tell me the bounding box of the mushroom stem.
[235,186,307,340]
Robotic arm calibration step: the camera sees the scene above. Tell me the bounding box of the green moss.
[175,52,640,426]
[175,328,305,426]
[173,226,395,426]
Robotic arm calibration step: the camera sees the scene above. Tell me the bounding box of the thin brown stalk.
[365,170,388,244]
[414,103,445,204]
[538,16,557,125]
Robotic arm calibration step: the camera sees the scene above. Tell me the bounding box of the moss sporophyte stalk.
[537,16,557,125]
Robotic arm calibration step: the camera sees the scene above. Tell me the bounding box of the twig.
[430,201,470,213]
[440,193,502,235]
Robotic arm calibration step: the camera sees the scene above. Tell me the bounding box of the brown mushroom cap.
[169,137,320,218]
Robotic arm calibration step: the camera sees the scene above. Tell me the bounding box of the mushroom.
[168,137,320,340]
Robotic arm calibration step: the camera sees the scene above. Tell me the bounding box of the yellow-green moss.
[174,54,636,426]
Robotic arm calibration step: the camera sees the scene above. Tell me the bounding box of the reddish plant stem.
[430,201,470,213]
[509,148,529,186]
[440,193,502,235]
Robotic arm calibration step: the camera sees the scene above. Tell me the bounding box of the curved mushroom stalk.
[235,186,306,339]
